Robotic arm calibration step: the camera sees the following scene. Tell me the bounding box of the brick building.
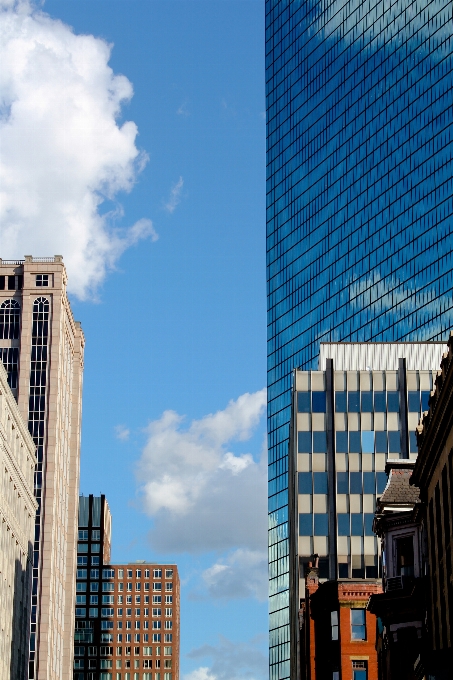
[301,560,381,680]
[73,495,180,680]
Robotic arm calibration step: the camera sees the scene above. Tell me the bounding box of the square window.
[350,472,362,494]
[313,431,327,453]
[313,472,327,494]
[351,609,366,640]
[338,563,348,578]
[421,391,430,412]
[299,514,312,536]
[361,431,374,453]
[312,392,326,413]
[297,392,311,413]
[349,432,361,453]
[298,472,312,494]
[92,530,101,541]
[337,514,349,536]
[388,431,400,454]
[337,472,348,494]
[387,392,399,412]
[364,514,374,536]
[363,472,375,494]
[351,514,363,536]
[36,274,49,287]
[298,431,311,453]
[361,392,373,412]
[348,392,360,412]
[374,392,386,412]
[375,431,387,453]
[408,392,420,412]
[314,514,328,536]
[336,431,348,453]
[335,392,347,413]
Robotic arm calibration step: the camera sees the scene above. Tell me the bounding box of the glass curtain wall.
[266,1,453,679]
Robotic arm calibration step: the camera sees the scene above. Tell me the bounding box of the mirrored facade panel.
[266,1,453,677]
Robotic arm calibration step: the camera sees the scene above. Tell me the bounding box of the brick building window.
[352,660,367,679]
[351,609,366,640]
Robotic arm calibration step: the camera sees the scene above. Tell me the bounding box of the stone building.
[0,256,85,680]
[411,334,453,678]
[0,361,37,679]
[368,461,425,680]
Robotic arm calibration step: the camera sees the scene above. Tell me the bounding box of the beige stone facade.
[0,361,37,680]
[0,256,85,680]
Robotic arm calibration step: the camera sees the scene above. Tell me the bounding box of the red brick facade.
[301,569,381,680]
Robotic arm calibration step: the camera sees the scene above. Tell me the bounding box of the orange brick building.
[301,562,381,680]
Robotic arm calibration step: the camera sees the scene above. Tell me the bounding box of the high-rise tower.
[265,2,453,679]
[0,256,85,679]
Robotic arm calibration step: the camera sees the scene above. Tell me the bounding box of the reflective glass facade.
[266,2,453,679]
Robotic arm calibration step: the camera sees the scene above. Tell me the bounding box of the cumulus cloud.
[136,390,267,553]
[198,549,267,601]
[164,176,184,213]
[114,424,130,441]
[186,636,267,680]
[0,0,155,299]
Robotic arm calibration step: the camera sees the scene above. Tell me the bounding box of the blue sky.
[1,1,267,678]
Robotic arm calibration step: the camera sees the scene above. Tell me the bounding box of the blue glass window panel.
[298,472,312,495]
[375,431,387,453]
[408,392,420,412]
[337,472,349,494]
[312,392,326,413]
[335,392,347,413]
[351,514,363,536]
[313,431,327,453]
[374,392,386,412]
[298,432,311,453]
[297,393,311,413]
[350,473,362,494]
[313,472,328,494]
[349,431,361,453]
[363,472,375,495]
[421,391,430,412]
[314,514,328,536]
[388,431,400,454]
[364,514,374,536]
[337,514,349,536]
[376,473,388,495]
[387,392,399,412]
[299,514,312,536]
[410,431,418,454]
[361,392,373,412]
[361,431,374,453]
[348,392,360,412]
[336,431,348,453]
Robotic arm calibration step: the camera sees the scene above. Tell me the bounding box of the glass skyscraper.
[266,2,453,679]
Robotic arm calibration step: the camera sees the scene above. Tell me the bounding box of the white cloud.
[136,390,267,553]
[114,424,130,441]
[200,549,267,601]
[177,100,190,117]
[164,176,184,213]
[186,636,267,680]
[0,0,155,299]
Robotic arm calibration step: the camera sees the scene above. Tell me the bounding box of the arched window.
[0,299,21,339]
[29,297,50,450]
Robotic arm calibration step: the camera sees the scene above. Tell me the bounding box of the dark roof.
[379,468,420,507]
